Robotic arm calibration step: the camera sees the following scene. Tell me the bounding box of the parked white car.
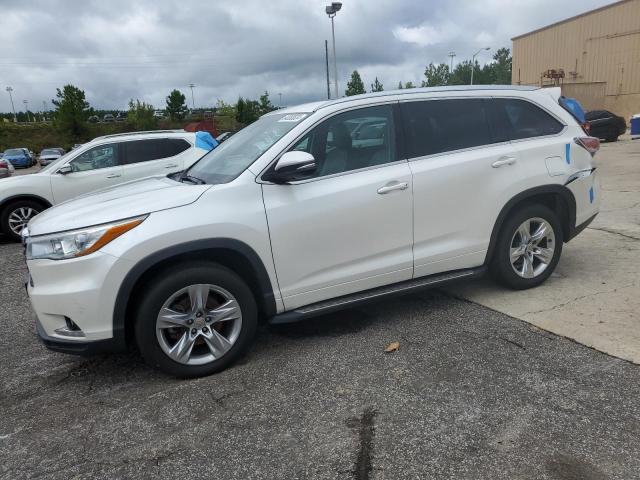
[0,130,215,240]
[24,86,600,378]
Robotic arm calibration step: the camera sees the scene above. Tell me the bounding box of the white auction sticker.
[278,113,307,122]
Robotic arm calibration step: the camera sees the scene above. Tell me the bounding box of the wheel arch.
[0,194,53,211]
[113,238,278,349]
[485,185,576,265]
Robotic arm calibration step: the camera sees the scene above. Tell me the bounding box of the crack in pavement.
[587,226,640,241]
[520,284,636,316]
[346,408,377,480]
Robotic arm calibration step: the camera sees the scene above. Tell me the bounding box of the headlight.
[26,216,146,260]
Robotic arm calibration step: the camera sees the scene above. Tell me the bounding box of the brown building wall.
[512,0,640,121]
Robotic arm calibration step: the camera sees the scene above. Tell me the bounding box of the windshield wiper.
[179,172,206,185]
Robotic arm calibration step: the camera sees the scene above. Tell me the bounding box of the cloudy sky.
[0,0,613,111]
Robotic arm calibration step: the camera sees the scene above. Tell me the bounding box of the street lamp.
[448,51,456,73]
[23,99,30,122]
[5,86,17,122]
[188,83,196,109]
[470,47,490,85]
[325,2,342,99]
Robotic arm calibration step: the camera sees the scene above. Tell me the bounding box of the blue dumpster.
[631,114,640,137]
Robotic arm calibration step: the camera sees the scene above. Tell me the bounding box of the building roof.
[511,0,630,40]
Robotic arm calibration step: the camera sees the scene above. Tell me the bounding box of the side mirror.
[57,165,72,175]
[265,151,316,184]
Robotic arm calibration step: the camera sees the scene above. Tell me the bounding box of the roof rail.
[94,129,185,140]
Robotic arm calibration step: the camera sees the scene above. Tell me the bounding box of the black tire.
[135,262,258,378]
[490,204,563,290]
[0,199,45,241]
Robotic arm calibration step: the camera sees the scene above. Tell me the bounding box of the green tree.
[259,91,276,115]
[422,63,450,87]
[215,99,235,117]
[448,60,475,85]
[51,84,90,135]
[397,81,403,89]
[404,81,416,89]
[127,99,156,130]
[165,89,188,121]
[235,97,261,125]
[489,47,512,84]
[370,77,384,92]
[345,70,366,96]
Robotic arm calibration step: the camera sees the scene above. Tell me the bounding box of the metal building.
[511,0,640,121]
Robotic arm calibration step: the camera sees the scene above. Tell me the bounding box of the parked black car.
[585,110,627,142]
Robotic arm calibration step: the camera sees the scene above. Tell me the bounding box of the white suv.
[0,130,214,241]
[23,86,600,378]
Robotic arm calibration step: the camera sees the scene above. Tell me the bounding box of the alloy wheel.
[509,217,556,279]
[155,284,242,366]
[8,207,39,236]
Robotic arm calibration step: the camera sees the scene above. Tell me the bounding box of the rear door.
[50,143,124,203]
[121,138,190,181]
[402,98,523,278]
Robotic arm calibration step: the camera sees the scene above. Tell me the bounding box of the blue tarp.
[195,131,218,151]
[559,96,586,124]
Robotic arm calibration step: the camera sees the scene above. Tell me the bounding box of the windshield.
[185,112,307,184]
[41,149,60,155]
[4,149,23,156]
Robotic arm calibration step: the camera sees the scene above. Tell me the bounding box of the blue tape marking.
[589,187,594,204]
[565,143,571,164]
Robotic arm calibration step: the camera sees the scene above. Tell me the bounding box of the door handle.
[377,182,408,194]
[106,174,121,179]
[492,156,516,168]
[164,164,179,169]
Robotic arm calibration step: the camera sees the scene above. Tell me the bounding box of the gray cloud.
[0,0,612,111]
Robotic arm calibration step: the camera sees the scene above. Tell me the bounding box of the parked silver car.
[38,148,64,166]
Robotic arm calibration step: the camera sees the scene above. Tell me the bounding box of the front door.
[50,143,124,203]
[262,104,414,310]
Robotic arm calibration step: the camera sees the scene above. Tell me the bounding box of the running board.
[269,267,486,325]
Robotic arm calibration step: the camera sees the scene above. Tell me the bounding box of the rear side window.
[401,99,492,158]
[165,138,191,156]
[492,98,563,140]
[124,139,177,164]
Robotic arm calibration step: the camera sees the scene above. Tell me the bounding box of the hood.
[28,176,211,236]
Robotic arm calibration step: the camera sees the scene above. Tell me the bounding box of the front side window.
[401,99,492,158]
[288,105,396,178]
[186,113,306,184]
[70,144,119,172]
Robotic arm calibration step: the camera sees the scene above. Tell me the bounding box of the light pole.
[325,2,342,99]
[23,99,30,122]
[188,83,196,109]
[470,47,490,85]
[5,86,16,122]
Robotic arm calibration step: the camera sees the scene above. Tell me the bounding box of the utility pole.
[325,3,342,99]
[325,40,331,99]
[5,86,16,122]
[448,51,456,72]
[188,83,196,109]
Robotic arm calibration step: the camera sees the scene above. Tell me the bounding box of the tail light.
[575,136,600,156]
[581,121,591,135]
[0,160,7,169]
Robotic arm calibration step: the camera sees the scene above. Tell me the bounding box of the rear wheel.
[135,262,258,378]
[491,204,563,290]
[1,200,44,241]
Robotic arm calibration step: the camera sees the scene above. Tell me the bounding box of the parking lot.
[1,139,640,479]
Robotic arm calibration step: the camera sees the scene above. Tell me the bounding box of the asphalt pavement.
[1,235,640,480]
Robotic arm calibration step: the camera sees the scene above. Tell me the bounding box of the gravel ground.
[1,234,640,480]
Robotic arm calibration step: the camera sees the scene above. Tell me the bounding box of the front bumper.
[34,314,121,355]
[26,250,133,354]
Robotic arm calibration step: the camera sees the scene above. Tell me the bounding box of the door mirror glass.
[267,151,316,183]
[57,165,72,175]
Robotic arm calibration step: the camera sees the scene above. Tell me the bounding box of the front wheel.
[1,200,44,241]
[491,204,563,290]
[135,262,258,378]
